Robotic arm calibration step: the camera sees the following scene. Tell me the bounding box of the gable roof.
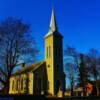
[12,61,45,76]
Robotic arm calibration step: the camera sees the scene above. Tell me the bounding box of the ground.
[0,95,100,100]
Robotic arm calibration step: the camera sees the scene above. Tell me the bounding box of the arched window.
[21,78,23,90]
[49,46,51,58]
[16,80,19,91]
[12,80,14,91]
[47,47,48,58]
[46,46,51,58]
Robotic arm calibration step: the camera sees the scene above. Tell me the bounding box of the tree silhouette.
[0,17,39,94]
[86,49,100,96]
[64,45,79,96]
[78,54,89,96]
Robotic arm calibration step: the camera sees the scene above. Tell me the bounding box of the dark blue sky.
[0,0,100,61]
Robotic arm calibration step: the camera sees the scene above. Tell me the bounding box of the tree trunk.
[81,80,86,96]
[94,75,99,96]
[70,78,74,96]
[4,79,10,94]
[93,66,99,96]
[3,74,11,95]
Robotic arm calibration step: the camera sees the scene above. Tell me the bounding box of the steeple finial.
[52,0,54,10]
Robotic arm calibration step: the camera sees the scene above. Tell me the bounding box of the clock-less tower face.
[44,9,65,96]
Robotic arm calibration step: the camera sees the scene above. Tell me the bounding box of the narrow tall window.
[49,46,51,58]
[12,80,14,91]
[16,80,19,91]
[47,47,48,58]
[21,78,23,90]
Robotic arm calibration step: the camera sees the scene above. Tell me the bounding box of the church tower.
[44,8,65,96]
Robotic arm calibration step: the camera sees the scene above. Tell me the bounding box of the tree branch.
[0,67,7,78]
[0,77,5,85]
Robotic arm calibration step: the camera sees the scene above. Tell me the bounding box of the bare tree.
[64,45,79,69]
[65,63,75,96]
[64,45,79,96]
[78,54,89,96]
[86,48,100,96]
[0,17,39,94]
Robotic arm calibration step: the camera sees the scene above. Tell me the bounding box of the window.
[21,78,23,90]
[12,80,14,91]
[16,80,19,91]
[47,47,48,58]
[46,46,51,58]
[49,46,51,58]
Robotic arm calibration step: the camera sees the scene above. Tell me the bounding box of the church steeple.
[44,3,65,96]
[45,8,58,38]
[49,8,58,33]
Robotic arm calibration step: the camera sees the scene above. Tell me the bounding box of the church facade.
[9,8,66,97]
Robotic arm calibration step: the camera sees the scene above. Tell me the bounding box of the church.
[9,8,66,97]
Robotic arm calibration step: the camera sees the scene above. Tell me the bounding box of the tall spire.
[45,1,59,38]
[49,8,58,32]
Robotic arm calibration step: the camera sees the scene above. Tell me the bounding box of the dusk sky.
[0,0,100,61]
